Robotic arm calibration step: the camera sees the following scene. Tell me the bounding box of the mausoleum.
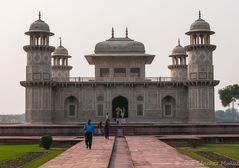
[20,12,219,124]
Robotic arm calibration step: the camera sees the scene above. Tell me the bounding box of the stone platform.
[40,136,206,168]
[2,123,239,136]
[2,134,239,148]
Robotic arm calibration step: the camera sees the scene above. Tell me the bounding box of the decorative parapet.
[184,44,216,51]
[183,80,219,86]
[20,77,219,87]
[52,65,72,70]
[168,65,187,69]
[23,45,55,52]
[20,81,55,87]
[52,77,185,82]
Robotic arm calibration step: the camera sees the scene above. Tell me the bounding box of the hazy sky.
[0,0,238,114]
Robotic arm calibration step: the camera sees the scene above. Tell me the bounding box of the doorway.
[112,96,128,118]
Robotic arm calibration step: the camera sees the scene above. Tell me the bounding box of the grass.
[177,144,239,168]
[201,144,239,160]
[177,147,224,168]
[0,144,67,168]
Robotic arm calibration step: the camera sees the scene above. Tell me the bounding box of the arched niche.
[161,96,176,117]
[64,96,78,118]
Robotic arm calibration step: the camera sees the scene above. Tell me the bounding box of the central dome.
[95,37,145,54]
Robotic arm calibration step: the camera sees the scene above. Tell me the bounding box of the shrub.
[188,139,199,148]
[40,135,53,150]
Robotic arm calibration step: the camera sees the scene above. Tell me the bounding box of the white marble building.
[20,12,219,124]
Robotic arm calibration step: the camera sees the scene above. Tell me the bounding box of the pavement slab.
[126,136,207,168]
[40,136,208,168]
[40,136,115,168]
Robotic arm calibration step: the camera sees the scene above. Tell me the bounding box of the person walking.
[106,112,109,121]
[97,121,103,135]
[84,119,96,149]
[104,120,110,139]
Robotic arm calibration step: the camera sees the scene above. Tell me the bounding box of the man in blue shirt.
[84,119,96,149]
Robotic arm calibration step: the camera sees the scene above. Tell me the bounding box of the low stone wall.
[0,125,83,136]
[161,136,239,147]
[132,124,239,135]
[0,138,81,147]
[1,123,239,136]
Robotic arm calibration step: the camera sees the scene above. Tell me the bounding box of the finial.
[111,27,114,38]
[126,27,128,38]
[59,37,62,46]
[178,38,180,46]
[39,11,41,20]
[199,10,201,19]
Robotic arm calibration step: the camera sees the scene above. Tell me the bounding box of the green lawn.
[201,144,239,160]
[177,144,239,168]
[0,144,67,168]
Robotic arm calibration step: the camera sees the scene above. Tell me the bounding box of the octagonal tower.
[52,38,72,81]
[185,11,219,123]
[168,39,188,80]
[21,12,55,124]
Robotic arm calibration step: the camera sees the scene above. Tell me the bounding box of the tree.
[218,84,239,107]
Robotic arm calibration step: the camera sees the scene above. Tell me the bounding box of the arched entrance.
[112,96,128,118]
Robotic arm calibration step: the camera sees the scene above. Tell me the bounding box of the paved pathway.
[40,136,115,168]
[126,136,207,168]
[40,136,207,168]
[109,137,134,168]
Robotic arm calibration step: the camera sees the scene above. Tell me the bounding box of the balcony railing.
[52,77,185,83]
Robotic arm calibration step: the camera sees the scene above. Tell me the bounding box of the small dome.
[53,45,68,56]
[29,19,50,32]
[95,37,145,53]
[170,40,187,56]
[171,45,186,55]
[25,12,54,35]
[190,18,210,31]
[186,11,214,35]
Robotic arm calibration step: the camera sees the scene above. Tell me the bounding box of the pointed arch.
[161,95,176,117]
[64,96,79,118]
[112,96,128,118]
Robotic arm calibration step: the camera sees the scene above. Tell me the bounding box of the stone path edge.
[124,136,135,167]
[107,136,117,168]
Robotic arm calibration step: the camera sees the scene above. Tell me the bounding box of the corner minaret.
[21,12,55,124]
[185,11,219,123]
[168,39,187,80]
[52,38,72,81]
[24,12,55,81]
[185,11,216,80]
